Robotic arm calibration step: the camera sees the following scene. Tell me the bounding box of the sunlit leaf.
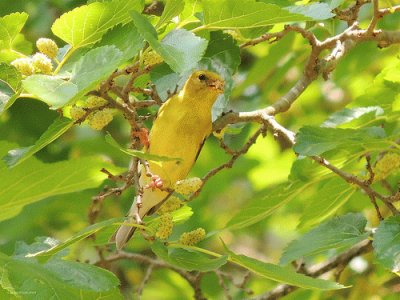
[201,0,310,31]
[156,0,185,28]
[0,12,28,49]
[52,0,144,48]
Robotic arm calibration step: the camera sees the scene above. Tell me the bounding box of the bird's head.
[185,70,225,96]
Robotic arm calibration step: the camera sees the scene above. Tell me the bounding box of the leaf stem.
[168,243,223,258]
[53,47,75,74]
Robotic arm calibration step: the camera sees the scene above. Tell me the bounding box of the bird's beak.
[208,79,224,94]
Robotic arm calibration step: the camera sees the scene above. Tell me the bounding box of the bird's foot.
[144,175,164,190]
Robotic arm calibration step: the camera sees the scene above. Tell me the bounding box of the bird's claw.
[144,175,163,190]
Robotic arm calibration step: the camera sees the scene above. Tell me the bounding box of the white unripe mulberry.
[179,228,206,246]
[32,53,53,74]
[174,177,203,195]
[36,38,58,59]
[11,57,34,76]
[70,106,86,121]
[88,109,113,130]
[156,213,173,240]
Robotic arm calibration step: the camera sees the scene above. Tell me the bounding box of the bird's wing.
[194,137,206,163]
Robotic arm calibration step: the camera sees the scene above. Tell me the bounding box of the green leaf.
[23,46,123,108]
[131,11,208,73]
[298,178,357,229]
[27,218,123,261]
[201,0,310,31]
[0,64,21,113]
[0,63,21,91]
[0,141,122,221]
[202,31,240,74]
[71,45,123,94]
[22,75,79,108]
[0,62,21,112]
[105,133,182,162]
[226,180,311,230]
[200,31,240,118]
[281,213,369,265]
[156,0,185,28]
[322,106,384,128]
[226,247,346,290]
[0,12,29,49]
[0,252,122,299]
[150,64,180,100]
[3,117,74,168]
[51,0,144,48]
[286,3,335,20]
[294,126,388,156]
[95,23,144,62]
[373,215,400,272]
[151,242,228,272]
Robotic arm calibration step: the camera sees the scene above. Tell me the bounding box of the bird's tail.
[112,188,169,250]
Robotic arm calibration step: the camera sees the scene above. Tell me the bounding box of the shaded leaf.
[227,180,311,230]
[151,242,228,272]
[226,247,346,290]
[281,213,369,265]
[200,31,240,118]
[95,23,144,62]
[0,63,21,91]
[0,141,123,221]
[71,45,123,96]
[322,106,385,128]
[105,132,182,162]
[3,117,74,168]
[27,218,123,261]
[294,126,388,156]
[298,178,357,229]
[23,46,123,108]
[373,216,400,272]
[131,11,208,73]
[22,75,79,108]
[0,252,122,299]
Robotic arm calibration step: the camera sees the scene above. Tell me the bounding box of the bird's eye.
[198,74,207,81]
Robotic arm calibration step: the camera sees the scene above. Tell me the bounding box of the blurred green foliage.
[1,0,400,299]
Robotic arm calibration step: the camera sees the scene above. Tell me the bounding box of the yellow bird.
[114,70,224,249]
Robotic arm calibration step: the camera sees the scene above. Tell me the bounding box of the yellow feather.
[114,70,224,249]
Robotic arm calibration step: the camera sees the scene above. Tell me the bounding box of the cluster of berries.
[374,152,400,181]
[70,96,113,130]
[11,38,58,76]
[174,177,203,195]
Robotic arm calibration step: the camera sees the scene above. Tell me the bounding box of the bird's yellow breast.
[147,93,212,186]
